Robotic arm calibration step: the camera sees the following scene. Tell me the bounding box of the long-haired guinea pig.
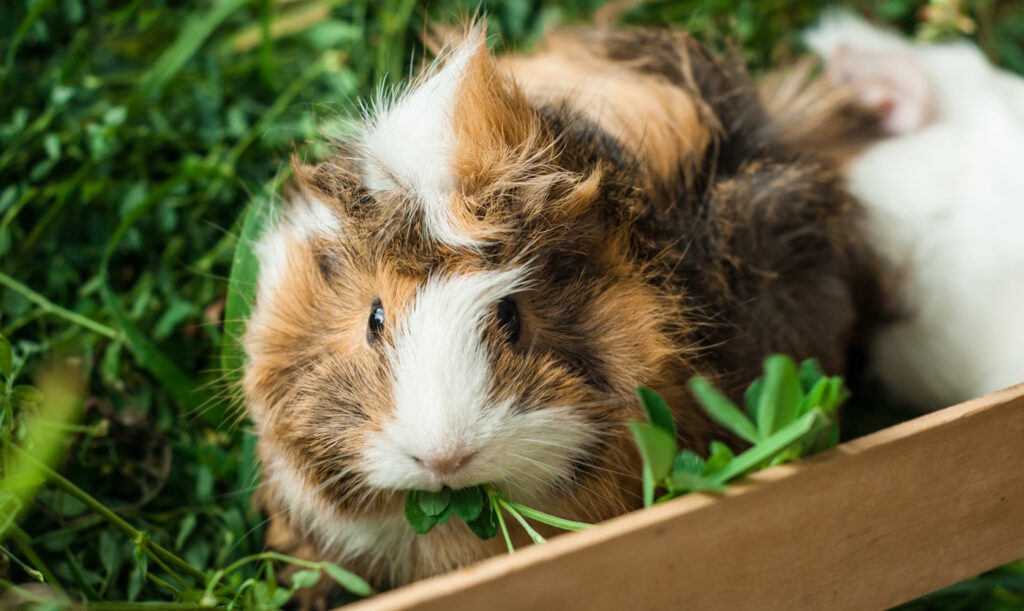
[243,25,883,589]
[805,11,1024,410]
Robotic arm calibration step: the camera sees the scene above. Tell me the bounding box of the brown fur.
[501,29,716,192]
[242,25,885,596]
[759,57,887,169]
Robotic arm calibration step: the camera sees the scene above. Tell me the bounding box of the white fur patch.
[363,269,594,503]
[359,40,481,248]
[807,11,1024,409]
[261,451,414,580]
[253,191,340,304]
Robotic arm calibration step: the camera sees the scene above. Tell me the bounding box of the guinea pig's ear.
[447,31,603,227]
[449,30,547,192]
[803,10,935,135]
[825,44,935,134]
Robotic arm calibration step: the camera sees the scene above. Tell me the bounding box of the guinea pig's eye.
[496,298,520,344]
[367,300,385,342]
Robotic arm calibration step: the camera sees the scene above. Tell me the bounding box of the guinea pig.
[242,24,883,589]
[805,11,1024,410]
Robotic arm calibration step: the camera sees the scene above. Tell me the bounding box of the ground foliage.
[1,0,1022,608]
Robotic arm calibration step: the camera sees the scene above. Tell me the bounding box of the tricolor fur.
[243,25,883,589]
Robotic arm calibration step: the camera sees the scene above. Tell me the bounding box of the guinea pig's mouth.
[361,402,597,507]
[407,450,482,492]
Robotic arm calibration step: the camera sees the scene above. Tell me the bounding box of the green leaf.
[290,569,321,590]
[768,447,802,467]
[797,378,829,416]
[465,501,499,540]
[451,486,485,522]
[673,450,705,475]
[435,500,455,526]
[132,543,148,576]
[635,386,676,437]
[271,588,291,609]
[100,340,124,389]
[305,21,362,49]
[323,563,373,597]
[127,564,144,601]
[824,378,850,412]
[56,494,87,518]
[708,408,824,486]
[0,472,44,491]
[688,377,760,444]
[743,377,763,419]
[253,580,274,608]
[98,530,121,577]
[417,487,451,517]
[175,513,197,550]
[404,492,437,534]
[669,450,721,493]
[668,469,722,493]
[826,420,840,448]
[0,332,11,378]
[128,544,147,601]
[755,354,802,437]
[629,421,677,483]
[152,299,195,340]
[798,359,825,392]
[195,464,214,503]
[11,385,44,408]
[703,441,735,476]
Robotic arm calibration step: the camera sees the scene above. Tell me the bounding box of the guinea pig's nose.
[412,450,478,477]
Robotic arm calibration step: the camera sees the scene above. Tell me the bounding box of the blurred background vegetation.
[1,0,1023,608]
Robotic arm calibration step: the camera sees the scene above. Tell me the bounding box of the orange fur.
[501,29,715,191]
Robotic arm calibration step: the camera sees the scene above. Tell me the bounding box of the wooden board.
[347,383,1024,611]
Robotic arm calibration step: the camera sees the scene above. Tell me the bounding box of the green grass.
[1,0,1022,609]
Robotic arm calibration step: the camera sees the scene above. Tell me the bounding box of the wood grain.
[347,383,1024,611]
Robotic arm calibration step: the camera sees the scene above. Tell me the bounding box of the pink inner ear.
[827,44,936,135]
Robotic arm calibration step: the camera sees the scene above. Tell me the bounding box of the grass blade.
[222,187,280,388]
[136,0,248,100]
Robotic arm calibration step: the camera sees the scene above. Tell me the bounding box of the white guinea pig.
[806,11,1024,410]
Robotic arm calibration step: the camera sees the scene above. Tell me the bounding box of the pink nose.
[413,450,478,477]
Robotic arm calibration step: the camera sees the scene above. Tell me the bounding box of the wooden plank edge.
[347,382,1024,610]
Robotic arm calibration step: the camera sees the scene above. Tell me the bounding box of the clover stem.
[500,499,590,532]
[496,499,546,545]
[486,488,515,554]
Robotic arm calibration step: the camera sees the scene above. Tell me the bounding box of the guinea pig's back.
[510,26,887,389]
[500,28,722,193]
